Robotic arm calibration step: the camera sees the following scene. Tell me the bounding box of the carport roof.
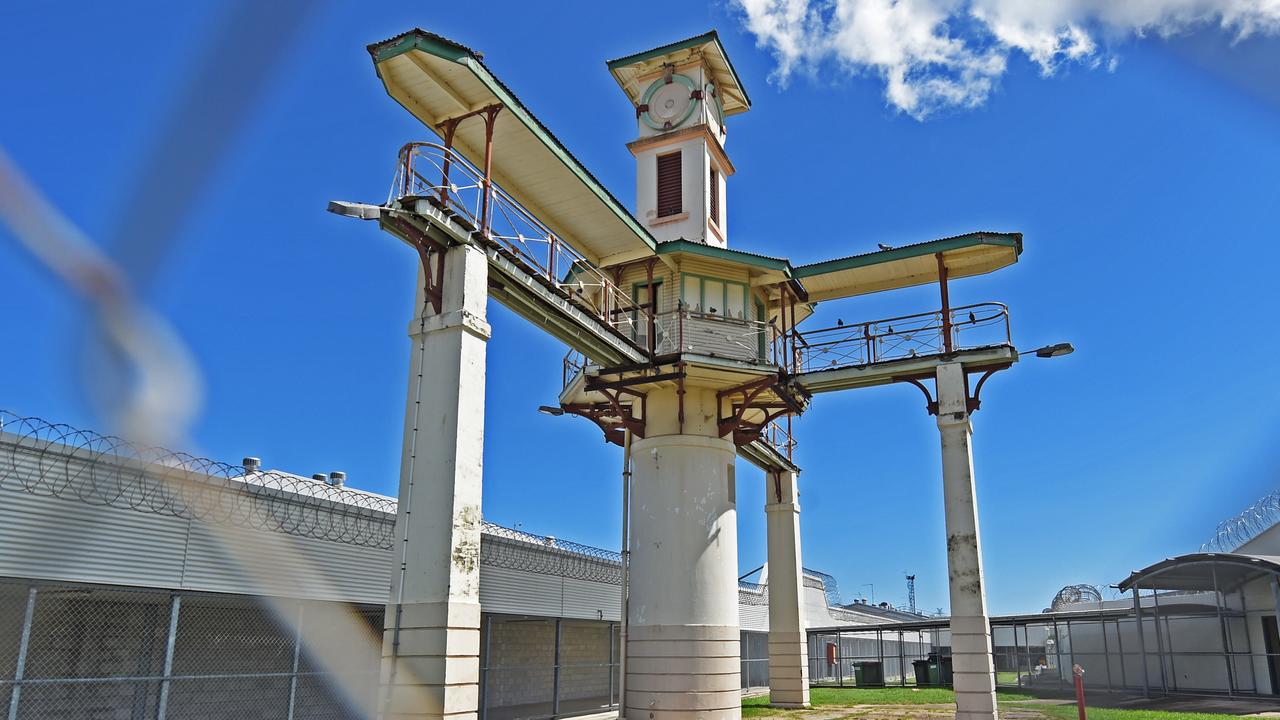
[1116,552,1280,592]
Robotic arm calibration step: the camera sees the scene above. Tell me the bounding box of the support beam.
[381,241,491,720]
[934,362,998,720]
[765,471,811,708]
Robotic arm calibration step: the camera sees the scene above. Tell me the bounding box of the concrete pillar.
[381,242,490,720]
[935,362,998,720]
[626,387,742,720]
[765,471,810,708]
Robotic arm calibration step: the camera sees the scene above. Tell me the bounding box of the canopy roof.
[368,30,657,266]
[1117,552,1280,592]
[607,31,750,117]
[793,232,1022,303]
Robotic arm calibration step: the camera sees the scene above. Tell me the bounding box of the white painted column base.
[765,471,810,708]
[381,601,482,720]
[626,432,741,720]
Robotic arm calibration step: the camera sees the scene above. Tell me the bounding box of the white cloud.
[733,0,1280,118]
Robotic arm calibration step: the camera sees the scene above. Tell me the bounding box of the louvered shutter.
[709,168,720,225]
[656,152,682,217]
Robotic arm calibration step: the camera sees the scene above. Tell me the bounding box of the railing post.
[480,106,502,236]
[440,122,459,205]
[401,145,413,199]
[548,235,557,285]
[936,253,953,354]
[6,587,36,720]
[645,259,656,354]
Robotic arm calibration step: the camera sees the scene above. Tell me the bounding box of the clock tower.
[608,32,751,248]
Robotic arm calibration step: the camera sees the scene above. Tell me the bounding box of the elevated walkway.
[791,303,1018,394]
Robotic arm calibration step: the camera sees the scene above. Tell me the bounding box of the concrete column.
[382,242,490,720]
[765,470,810,708]
[935,362,998,720]
[626,387,741,720]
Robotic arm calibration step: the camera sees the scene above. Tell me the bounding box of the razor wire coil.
[0,410,623,583]
[1202,488,1280,553]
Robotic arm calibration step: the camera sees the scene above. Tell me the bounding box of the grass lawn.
[742,687,1241,720]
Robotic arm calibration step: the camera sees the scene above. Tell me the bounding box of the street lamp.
[1023,342,1074,359]
[537,405,565,416]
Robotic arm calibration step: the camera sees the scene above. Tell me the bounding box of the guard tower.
[608,33,748,248]
[333,26,1049,720]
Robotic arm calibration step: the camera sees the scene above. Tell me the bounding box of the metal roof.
[367,29,658,266]
[793,232,1022,302]
[606,30,751,116]
[1116,552,1280,592]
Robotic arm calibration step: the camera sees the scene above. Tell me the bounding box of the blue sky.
[1,1,1278,615]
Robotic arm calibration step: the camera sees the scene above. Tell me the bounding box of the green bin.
[853,661,884,686]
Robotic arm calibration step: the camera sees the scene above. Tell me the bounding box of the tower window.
[656,151,682,218]
[709,168,720,226]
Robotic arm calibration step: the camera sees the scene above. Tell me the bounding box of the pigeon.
[878,243,894,251]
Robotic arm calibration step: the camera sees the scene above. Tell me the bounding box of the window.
[656,152,682,217]
[709,168,720,226]
[681,274,749,320]
[633,280,664,349]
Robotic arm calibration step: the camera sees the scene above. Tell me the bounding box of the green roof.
[793,232,1022,278]
[656,239,791,272]
[606,30,752,114]
[367,29,658,257]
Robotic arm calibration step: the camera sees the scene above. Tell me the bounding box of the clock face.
[649,82,693,125]
[640,73,698,131]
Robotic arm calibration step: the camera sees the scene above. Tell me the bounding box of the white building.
[0,411,875,720]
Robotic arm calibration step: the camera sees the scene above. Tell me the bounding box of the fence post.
[898,630,906,687]
[6,587,36,720]
[552,618,562,717]
[1072,664,1086,720]
[1051,618,1065,691]
[1132,588,1150,698]
[156,594,182,720]
[286,603,305,720]
[608,622,616,707]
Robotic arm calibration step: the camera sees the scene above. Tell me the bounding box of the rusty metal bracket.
[902,378,938,416]
[716,374,803,447]
[561,384,645,447]
[385,216,448,315]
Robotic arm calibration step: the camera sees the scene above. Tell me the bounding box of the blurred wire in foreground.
[0,147,201,448]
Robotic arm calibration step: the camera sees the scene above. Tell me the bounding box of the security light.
[1033,342,1075,359]
[326,200,383,220]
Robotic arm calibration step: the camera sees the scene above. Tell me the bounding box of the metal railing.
[391,142,649,346]
[649,308,774,365]
[794,302,1011,374]
[762,419,797,460]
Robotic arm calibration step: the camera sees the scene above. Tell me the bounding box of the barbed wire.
[1202,488,1280,553]
[802,567,843,606]
[0,410,624,584]
[0,410,397,549]
[1047,584,1104,612]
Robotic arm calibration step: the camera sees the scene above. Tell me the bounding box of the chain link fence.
[0,579,381,720]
